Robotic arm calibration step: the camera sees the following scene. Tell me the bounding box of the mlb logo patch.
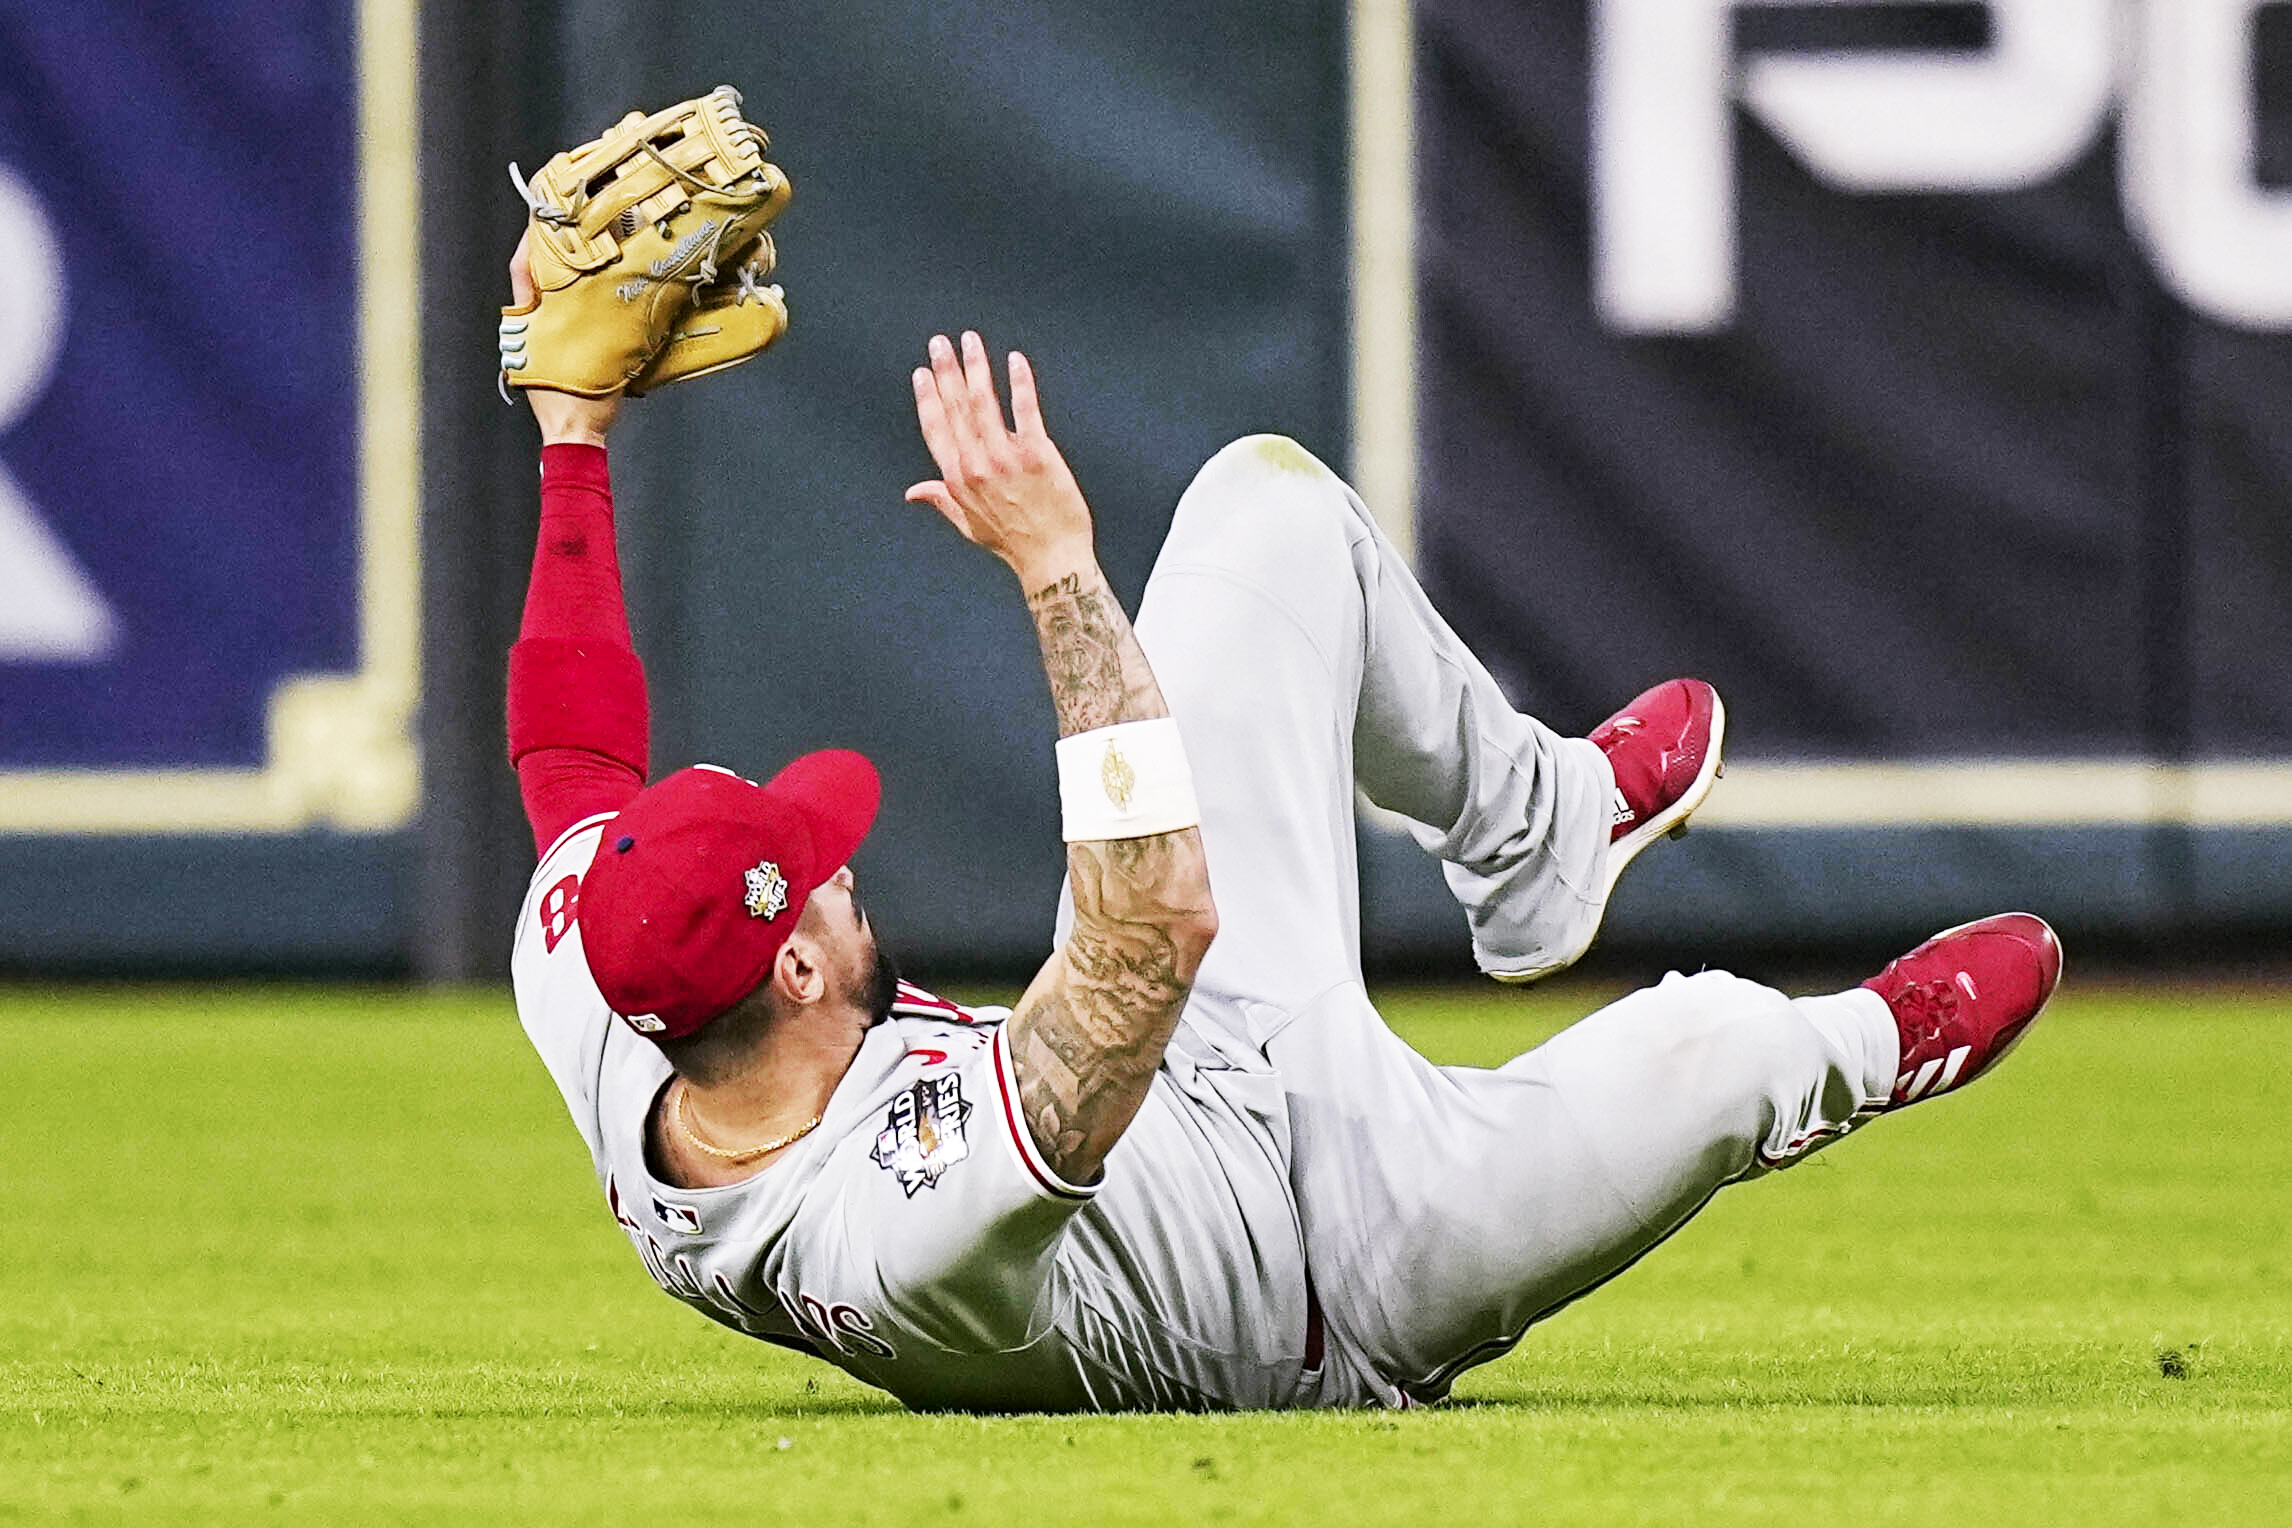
[652,1198,702,1235]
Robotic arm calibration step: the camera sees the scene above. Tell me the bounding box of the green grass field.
[2,979,2284,1525]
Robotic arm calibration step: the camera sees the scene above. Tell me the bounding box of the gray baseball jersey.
[512,813,1374,1411]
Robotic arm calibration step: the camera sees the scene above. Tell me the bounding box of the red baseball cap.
[578,751,881,1039]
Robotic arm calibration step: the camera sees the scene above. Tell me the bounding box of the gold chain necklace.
[674,1084,822,1166]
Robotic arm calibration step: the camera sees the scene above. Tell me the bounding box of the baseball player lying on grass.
[500,91,2063,1412]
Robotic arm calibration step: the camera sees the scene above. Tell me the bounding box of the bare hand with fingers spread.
[903,326,1211,1186]
[905,331,1097,592]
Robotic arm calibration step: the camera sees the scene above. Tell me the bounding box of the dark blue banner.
[0,3,360,770]
[1405,0,2292,835]
[0,0,419,838]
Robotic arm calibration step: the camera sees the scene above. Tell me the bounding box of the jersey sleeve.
[842,1026,1098,1354]
[508,443,650,855]
[508,816,621,1159]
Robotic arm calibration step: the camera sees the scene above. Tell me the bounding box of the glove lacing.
[507,160,575,227]
[499,89,777,399]
[507,156,768,287]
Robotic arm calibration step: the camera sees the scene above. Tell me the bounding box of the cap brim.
[761,748,881,885]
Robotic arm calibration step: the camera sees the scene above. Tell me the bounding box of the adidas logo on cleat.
[1895,1044,1972,1104]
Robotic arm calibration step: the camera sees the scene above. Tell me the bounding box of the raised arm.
[503,236,651,853]
[906,332,1217,1185]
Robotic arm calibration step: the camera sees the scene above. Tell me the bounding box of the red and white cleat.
[1590,677,1726,902]
[1488,678,1725,984]
[1864,913,2064,1109]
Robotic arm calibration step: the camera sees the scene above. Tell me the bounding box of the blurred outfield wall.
[1,0,2288,977]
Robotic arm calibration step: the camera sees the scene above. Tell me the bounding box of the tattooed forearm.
[1026,570,1165,736]
[1008,831,1214,1182]
[1010,943,1179,1174]
[1006,562,1215,1181]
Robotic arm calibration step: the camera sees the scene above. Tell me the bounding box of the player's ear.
[772,935,827,1008]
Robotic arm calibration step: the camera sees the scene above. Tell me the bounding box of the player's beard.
[850,888,901,1025]
[861,935,902,1026]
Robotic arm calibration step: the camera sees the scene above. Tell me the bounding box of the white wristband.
[1055,718,1201,842]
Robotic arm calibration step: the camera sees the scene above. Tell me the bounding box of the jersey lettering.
[612,1175,792,1336]
[829,1303,898,1360]
[538,874,581,953]
[665,1252,710,1302]
[630,1232,677,1295]
[773,1288,898,1360]
[710,1273,778,1327]
[798,1292,835,1344]
[607,1177,701,1299]
[778,1288,831,1344]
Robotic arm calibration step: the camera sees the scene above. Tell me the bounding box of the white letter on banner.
[2123,0,2292,329]
[1594,0,2114,333]
[1592,0,1735,331]
[1744,0,2114,190]
[0,164,117,662]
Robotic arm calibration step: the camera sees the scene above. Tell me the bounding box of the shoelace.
[1891,976,1960,1051]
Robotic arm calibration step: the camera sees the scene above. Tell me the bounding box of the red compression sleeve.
[508,442,650,854]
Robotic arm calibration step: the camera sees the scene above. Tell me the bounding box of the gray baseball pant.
[1128,435,1900,1402]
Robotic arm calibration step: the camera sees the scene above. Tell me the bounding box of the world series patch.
[871,1075,972,1196]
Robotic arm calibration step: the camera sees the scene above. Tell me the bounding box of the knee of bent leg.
[1175,435,1351,527]
[1228,434,1336,479]
[1198,434,1337,486]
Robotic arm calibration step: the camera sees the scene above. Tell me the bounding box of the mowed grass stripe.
[0,982,2284,1525]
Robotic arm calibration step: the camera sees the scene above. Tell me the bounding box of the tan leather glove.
[498,86,791,398]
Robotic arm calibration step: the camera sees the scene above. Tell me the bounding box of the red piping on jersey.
[890,980,980,1023]
[990,1028,1094,1202]
[535,810,619,870]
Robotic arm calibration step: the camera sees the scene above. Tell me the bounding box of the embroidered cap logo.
[742,860,788,920]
